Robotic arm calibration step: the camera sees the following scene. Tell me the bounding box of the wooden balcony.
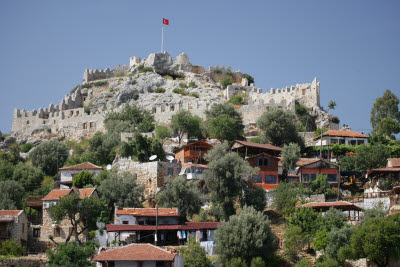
[184,150,207,159]
[27,196,44,207]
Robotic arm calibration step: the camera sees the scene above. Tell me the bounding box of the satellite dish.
[166,155,175,161]
[149,155,157,161]
[106,164,112,171]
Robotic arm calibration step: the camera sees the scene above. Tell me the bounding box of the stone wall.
[113,159,181,197]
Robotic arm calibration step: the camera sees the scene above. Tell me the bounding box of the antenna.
[106,164,112,171]
[149,155,157,161]
[166,155,175,162]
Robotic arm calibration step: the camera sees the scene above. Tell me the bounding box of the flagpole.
[161,26,163,53]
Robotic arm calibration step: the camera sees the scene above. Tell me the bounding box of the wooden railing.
[342,191,390,203]
[27,196,44,207]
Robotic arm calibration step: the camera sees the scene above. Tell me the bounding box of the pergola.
[302,201,363,221]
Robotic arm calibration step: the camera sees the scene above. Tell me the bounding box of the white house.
[314,129,368,146]
[59,162,102,189]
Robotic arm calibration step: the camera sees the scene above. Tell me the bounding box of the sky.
[0,0,399,134]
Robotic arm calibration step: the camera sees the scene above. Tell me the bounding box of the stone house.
[58,162,102,189]
[247,153,280,190]
[0,210,28,246]
[174,140,213,165]
[37,188,97,244]
[93,243,184,267]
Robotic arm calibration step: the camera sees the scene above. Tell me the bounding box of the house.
[278,158,339,185]
[58,162,103,189]
[93,243,183,267]
[314,129,369,147]
[174,140,213,164]
[107,208,219,255]
[369,158,400,180]
[36,187,98,244]
[246,153,280,190]
[178,163,209,180]
[0,210,28,245]
[230,140,282,157]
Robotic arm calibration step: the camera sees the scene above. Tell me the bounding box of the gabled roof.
[107,221,220,232]
[246,152,279,160]
[59,162,102,171]
[174,140,213,153]
[231,140,282,152]
[93,243,176,262]
[43,188,96,200]
[314,130,368,140]
[116,208,180,217]
[0,210,23,216]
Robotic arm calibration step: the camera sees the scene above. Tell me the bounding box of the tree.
[370,89,400,138]
[205,103,244,141]
[281,143,301,180]
[12,163,44,193]
[295,259,312,267]
[257,107,304,148]
[242,74,255,85]
[72,171,94,188]
[0,180,24,209]
[0,239,25,257]
[119,133,165,162]
[354,144,389,172]
[215,206,277,265]
[349,216,400,267]
[171,110,204,144]
[325,225,354,261]
[362,203,388,222]
[311,174,330,195]
[240,182,266,212]
[204,151,255,220]
[155,125,172,145]
[98,172,144,210]
[250,257,265,267]
[319,208,347,232]
[156,176,205,219]
[314,230,328,251]
[179,239,212,267]
[87,132,120,166]
[288,207,320,249]
[272,182,307,216]
[30,140,68,176]
[314,257,341,267]
[226,258,247,267]
[0,162,15,181]
[283,225,306,262]
[48,194,107,244]
[104,104,155,134]
[203,141,230,163]
[47,242,96,267]
[328,100,336,110]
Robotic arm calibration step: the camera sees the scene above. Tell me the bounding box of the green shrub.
[20,143,33,153]
[109,88,114,93]
[179,82,187,89]
[189,81,196,87]
[70,85,80,94]
[296,259,312,267]
[219,75,233,88]
[127,73,135,77]
[190,93,199,98]
[230,93,247,105]
[243,74,255,85]
[332,116,340,124]
[163,75,173,80]
[93,81,108,87]
[173,88,188,96]
[213,69,222,74]
[0,239,25,257]
[139,67,154,73]
[84,101,93,115]
[154,88,166,93]
[295,103,307,116]
[115,71,124,77]
[178,77,185,80]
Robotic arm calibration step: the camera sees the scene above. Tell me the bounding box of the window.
[257,157,269,166]
[339,139,345,145]
[122,221,129,225]
[350,140,356,146]
[83,123,87,129]
[33,228,40,238]
[53,227,61,237]
[357,140,365,145]
[251,174,263,183]
[330,139,338,144]
[303,174,317,183]
[201,230,208,242]
[26,120,29,125]
[327,174,337,183]
[89,122,95,129]
[170,105,174,111]
[265,175,277,184]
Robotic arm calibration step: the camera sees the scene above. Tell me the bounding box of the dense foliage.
[119,132,165,162]
[171,110,204,144]
[30,140,68,176]
[72,170,94,188]
[178,239,212,267]
[47,242,96,267]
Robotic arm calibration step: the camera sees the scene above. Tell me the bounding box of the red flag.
[163,18,169,25]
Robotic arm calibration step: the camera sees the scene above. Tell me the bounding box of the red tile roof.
[116,208,180,217]
[302,201,363,211]
[107,222,220,232]
[43,188,96,200]
[93,243,176,262]
[59,162,102,171]
[232,140,282,152]
[314,130,368,140]
[0,210,22,216]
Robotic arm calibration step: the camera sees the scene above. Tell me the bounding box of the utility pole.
[155,204,158,246]
[320,121,323,159]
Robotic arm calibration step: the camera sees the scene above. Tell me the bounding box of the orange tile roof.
[314,130,368,140]
[116,208,180,217]
[93,243,176,262]
[43,188,96,200]
[59,162,102,171]
[0,210,22,216]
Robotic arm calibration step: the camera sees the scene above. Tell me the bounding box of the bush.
[219,75,233,88]
[179,82,187,89]
[331,116,340,124]
[295,103,307,116]
[213,69,222,74]
[189,81,196,87]
[295,259,312,267]
[109,88,114,93]
[242,74,255,85]
[230,93,247,105]
[115,71,124,77]
[190,93,199,98]
[173,88,188,96]
[47,242,96,266]
[30,140,69,176]
[20,143,33,153]
[178,239,212,267]
[154,87,166,93]
[139,67,153,73]
[84,101,93,115]
[0,239,25,257]
[73,170,94,188]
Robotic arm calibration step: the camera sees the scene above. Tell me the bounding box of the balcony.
[184,150,206,159]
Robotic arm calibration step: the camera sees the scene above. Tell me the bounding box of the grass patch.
[173,88,188,96]
[219,75,233,89]
[190,93,199,98]
[82,81,108,89]
[189,81,196,87]
[229,93,247,105]
[84,101,93,114]
[179,82,187,89]
[154,87,166,93]
[115,71,125,77]
[163,75,173,80]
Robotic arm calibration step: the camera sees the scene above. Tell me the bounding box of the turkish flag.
[163,18,169,25]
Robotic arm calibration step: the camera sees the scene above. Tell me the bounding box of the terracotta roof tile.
[79,188,96,198]
[59,162,102,171]
[116,208,179,217]
[314,130,368,140]
[93,243,176,262]
[43,188,96,200]
[107,222,220,232]
[0,210,22,216]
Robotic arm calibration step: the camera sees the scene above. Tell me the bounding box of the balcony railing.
[26,196,44,207]
[184,150,206,159]
[342,191,390,203]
